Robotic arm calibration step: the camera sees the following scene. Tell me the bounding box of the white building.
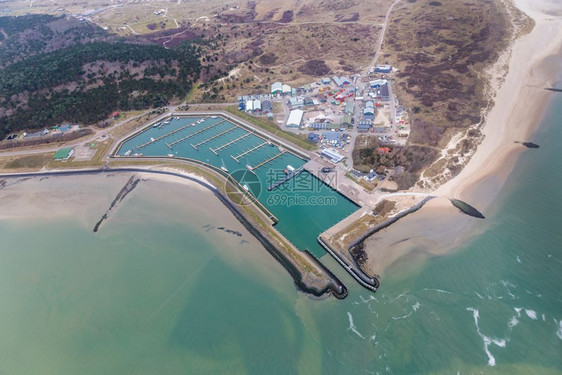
[321,148,345,163]
[271,82,282,94]
[282,84,292,95]
[245,100,254,112]
[253,99,261,112]
[286,109,304,128]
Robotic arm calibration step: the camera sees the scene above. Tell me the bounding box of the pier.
[167,120,225,148]
[267,166,304,191]
[136,120,199,149]
[191,126,238,150]
[231,142,268,163]
[210,133,252,155]
[251,151,287,171]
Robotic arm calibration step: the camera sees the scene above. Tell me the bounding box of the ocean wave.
[413,302,421,311]
[516,256,522,263]
[557,321,562,341]
[525,309,538,320]
[347,312,365,339]
[467,307,508,367]
[422,288,452,294]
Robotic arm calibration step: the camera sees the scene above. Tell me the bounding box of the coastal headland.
[1,0,561,298]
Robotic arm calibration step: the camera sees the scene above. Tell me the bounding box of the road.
[362,0,402,76]
[345,0,400,169]
[0,101,239,159]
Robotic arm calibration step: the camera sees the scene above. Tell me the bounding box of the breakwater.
[450,198,485,219]
[0,167,347,300]
[93,175,141,232]
[348,196,436,250]
[318,236,379,292]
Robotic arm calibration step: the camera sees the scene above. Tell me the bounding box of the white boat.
[167,154,174,157]
[243,184,249,191]
[150,137,155,142]
[152,123,159,128]
[124,150,132,156]
[221,166,229,172]
[245,164,253,171]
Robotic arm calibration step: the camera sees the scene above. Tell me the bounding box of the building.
[374,65,392,74]
[366,170,378,182]
[342,113,353,127]
[380,83,390,101]
[322,77,331,85]
[321,148,345,163]
[377,147,391,154]
[322,132,341,143]
[307,132,319,143]
[345,101,355,115]
[245,99,254,112]
[363,101,375,120]
[289,96,304,108]
[282,84,292,95]
[332,76,350,87]
[357,123,372,133]
[261,100,273,114]
[369,79,387,88]
[286,109,304,128]
[271,82,283,95]
[54,147,74,161]
[253,99,261,112]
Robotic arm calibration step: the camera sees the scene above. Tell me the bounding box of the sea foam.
[467,308,507,367]
[346,312,365,339]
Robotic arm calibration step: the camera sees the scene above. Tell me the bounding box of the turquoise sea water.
[0,96,561,373]
[116,116,358,257]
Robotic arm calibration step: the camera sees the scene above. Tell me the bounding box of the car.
[321,167,333,173]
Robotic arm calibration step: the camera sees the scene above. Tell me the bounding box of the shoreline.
[362,0,562,277]
[437,0,562,205]
[0,166,348,299]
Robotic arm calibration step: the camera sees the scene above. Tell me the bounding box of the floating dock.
[167,120,225,149]
[251,151,287,171]
[136,119,200,149]
[267,166,304,191]
[231,141,268,163]
[210,133,252,155]
[191,126,238,150]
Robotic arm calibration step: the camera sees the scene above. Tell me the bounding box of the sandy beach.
[363,0,562,276]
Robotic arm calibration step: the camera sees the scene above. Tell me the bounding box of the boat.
[167,153,174,157]
[150,137,155,142]
[152,123,159,128]
[243,184,249,191]
[221,166,229,172]
[245,164,253,171]
[124,150,132,156]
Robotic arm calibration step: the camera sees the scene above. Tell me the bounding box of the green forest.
[0,15,202,137]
